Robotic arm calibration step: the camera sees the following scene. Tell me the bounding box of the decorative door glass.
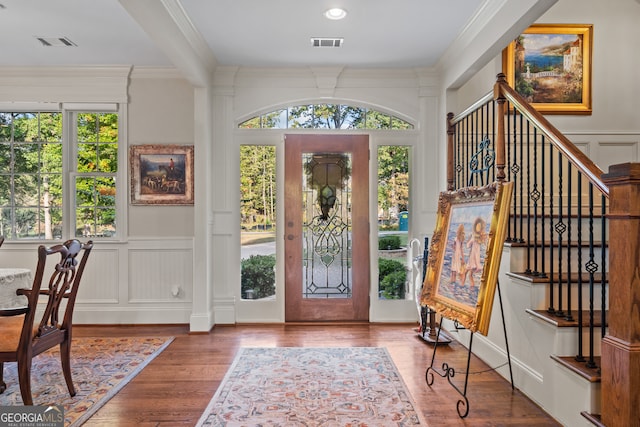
[301,152,352,299]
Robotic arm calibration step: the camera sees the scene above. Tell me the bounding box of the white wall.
[454,0,640,170]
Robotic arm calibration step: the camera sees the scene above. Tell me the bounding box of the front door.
[284,134,369,322]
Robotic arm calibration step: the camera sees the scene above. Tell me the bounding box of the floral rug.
[197,347,425,426]
[0,336,173,426]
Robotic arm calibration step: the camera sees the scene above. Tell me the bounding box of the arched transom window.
[239,104,413,130]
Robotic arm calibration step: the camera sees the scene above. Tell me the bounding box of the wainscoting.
[0,237,194,325]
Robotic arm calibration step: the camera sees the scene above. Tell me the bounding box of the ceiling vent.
[311,38,344,48]
[36,37,77,47]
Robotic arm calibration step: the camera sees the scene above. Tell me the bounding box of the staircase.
[443,74,639,427]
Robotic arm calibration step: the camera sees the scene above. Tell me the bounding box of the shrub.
[378,235,401,250]
[380,269,407,299]
[378,258,406,299]
[241,254,276,299]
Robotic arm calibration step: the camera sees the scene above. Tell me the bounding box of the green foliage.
[0,111,118,240]
[241,254,276,299]
[238,104,413,130]
[378,235,401,250]
[240,146,276,231]
[378,258,406,299]
[377,146,409,225]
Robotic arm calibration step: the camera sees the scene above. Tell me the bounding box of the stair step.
[506,240,607,248]
[525,309,607,327]
[551,354,601,382]
[507,271,607,284]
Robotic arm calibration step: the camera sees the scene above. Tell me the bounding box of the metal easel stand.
[424,279,514,418]
[415,237,453,344]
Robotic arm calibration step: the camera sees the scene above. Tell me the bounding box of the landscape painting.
[503,24,592,114]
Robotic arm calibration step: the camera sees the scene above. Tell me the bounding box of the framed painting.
[130,144,194,205]
[420,181,513,336]
[502,24,593,115]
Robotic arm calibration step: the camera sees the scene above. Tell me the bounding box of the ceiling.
[0,0,486,70]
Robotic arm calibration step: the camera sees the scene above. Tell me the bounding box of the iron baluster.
[525,120,532,274]
[518,112,524,243]
[565,163,574,322]
[575,173,585,362]
[600,194,607,342]
[586,184,598,369]
[547,139,555,314]
[506,100,514,242]
[531,127,541,276]
[556,153,565,318]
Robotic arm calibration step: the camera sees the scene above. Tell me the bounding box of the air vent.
[311,38,344,48]
[36,37,77,47]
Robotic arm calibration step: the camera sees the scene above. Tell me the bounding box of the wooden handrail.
[494,73,609,198]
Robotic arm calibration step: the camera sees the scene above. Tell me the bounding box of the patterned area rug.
[197,347,425,426]
[0,336,173,426]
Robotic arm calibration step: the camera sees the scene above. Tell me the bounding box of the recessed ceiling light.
[324,8,347,20]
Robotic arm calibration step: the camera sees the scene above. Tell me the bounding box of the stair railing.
[446,73,609,371]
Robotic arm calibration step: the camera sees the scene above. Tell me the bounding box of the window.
[240,145,276,300]
[377,145,410,300]
[0,109,119,240]
[74,113,118,238]
[238,104,413,130]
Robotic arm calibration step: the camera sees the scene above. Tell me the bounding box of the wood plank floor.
[75,324,561,426]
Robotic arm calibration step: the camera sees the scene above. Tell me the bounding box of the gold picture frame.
[130,144,194,205]
[420,181,513,336]
[502,24,593,115]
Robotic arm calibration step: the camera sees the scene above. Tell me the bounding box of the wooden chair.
[0,239,93,405]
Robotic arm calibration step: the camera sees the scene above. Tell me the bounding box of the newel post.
[493,74,507,182]
[446,112,455,191]
[601,162,640,427]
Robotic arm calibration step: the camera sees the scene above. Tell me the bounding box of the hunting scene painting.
[130,144,194,205]
[421,182,513,335]
[503,24,592,114]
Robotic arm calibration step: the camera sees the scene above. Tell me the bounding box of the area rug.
[0,336,174,426]
[197,347,425,426]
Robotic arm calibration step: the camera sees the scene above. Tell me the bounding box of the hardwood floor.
[75,323,561,426]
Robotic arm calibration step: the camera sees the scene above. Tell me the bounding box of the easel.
[425,279,514,418]
[416,237,452,345]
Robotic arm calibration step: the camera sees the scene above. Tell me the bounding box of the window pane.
[96,177,116,206]
[78,143,97,172]
[41,142,63,173]
[262,110,286,128]
[15,207,38,238]
[14,174,38,206]
[97,113,118,142]
[377,145,410,300]
[238,117,261,129]
[12,113,36,142]
[288,105,313,128]
[13,143,40,173]
[0,143,10,171]
[98,142,118,172]
[76,177,96,206]
[240,145,276,300]
[77,113,97,142]
[0,113,12,141]
[40,112,62,142]
[0,176,9,205]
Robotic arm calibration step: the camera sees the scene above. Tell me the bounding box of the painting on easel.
[420,181,513,335]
